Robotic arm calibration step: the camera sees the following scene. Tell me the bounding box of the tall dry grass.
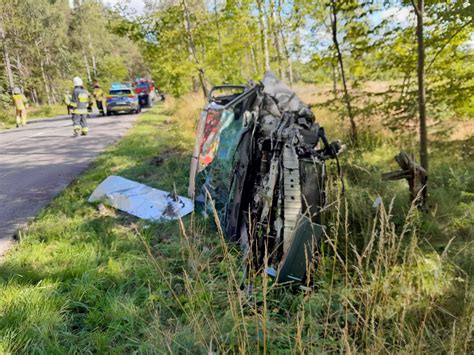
[162,92,205,135]
[135,92,472,353]
[137,189,471,353]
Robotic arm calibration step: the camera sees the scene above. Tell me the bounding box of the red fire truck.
[133,79,157,108]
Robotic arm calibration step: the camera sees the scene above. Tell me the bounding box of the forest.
[0,0,145,111]
[0,0,472,353]
[1,1,472,125]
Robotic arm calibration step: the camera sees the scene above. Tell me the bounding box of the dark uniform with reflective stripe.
[69,86,90,136]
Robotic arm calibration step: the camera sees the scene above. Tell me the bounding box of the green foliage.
[97,55,129,88]
[110,0,299,96]
[297,0,474,135]
[377,1,473,128]
[0,0,147,104]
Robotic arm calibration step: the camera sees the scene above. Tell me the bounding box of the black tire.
[107,111,112,116]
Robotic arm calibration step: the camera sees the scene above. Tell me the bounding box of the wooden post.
[382,151,428,206]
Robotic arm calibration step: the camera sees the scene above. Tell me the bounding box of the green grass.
[0,99,472,353]
[0,104,68,130]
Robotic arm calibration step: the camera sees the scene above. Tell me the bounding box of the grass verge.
[0,95,472,353]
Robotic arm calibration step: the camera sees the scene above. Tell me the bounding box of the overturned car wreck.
[189,72,343,285]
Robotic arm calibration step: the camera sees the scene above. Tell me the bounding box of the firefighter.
[87,93,93,118]
[63,90,72,116]
[69,77,90,137]
[92,82,106,116]
[12,87,28,128]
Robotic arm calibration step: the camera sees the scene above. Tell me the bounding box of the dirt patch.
[150,156,164,166]
[150,147,185,167]
[96,203,115,217]
[153,118,174,129]
[448,120,474,141]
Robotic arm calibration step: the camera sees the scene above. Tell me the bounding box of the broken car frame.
[189,72,343,286]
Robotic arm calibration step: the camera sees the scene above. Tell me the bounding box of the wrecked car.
[188,72,343,286]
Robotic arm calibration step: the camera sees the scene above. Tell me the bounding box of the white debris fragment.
[88,175,194,221]
[372,196,383,209]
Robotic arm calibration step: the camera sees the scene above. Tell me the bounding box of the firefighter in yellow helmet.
[12,87,28,128]
[69,77,91,136]
[92,82,106,116]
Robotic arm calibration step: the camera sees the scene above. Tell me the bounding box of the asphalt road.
[0,112,139,256]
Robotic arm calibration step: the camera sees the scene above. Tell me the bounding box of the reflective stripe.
[81,127,89,133]
[71,87,90,112]
[73,108,88,114]
[78,93,89,103]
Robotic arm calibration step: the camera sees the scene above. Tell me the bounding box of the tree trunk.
[277,0,293,86]
[50,78,57,104]
[0,24,15,90]
[330,0,357,143]
[213,0,225,70]
[256,0,270,72]
[40,59,52,105]
[35,40,51,105]
[88,33,97,78]
[182,0,208,97]
[413,0,429,176]
[250,46,259,76]
[269,2,283,78]
[83,49,92,84]
[44,49,57,104]
[92,55,97,79]
[182,1,198,92]
[14,55,25,90]
[332,61,337,97]
[32,88,38,105]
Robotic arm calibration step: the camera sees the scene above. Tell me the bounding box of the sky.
[76,0,472,52]
[102,0,147,16]
[67,0,148,16]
